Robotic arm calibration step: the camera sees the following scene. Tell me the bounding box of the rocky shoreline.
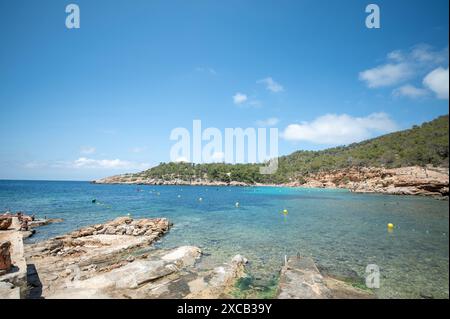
[1,215,374,299]
[93,165,449,199]
[12,216,251,299]
[286,166,449,198]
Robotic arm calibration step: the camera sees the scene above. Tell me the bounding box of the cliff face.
[288,166,449,198]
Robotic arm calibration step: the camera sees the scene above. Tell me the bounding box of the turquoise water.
[0,180,448,298]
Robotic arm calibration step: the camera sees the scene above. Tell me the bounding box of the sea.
[0,180,448,298]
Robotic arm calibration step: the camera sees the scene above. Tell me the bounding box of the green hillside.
[133,115,449,184]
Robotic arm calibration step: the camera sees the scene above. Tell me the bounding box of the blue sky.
[0,0,448,180]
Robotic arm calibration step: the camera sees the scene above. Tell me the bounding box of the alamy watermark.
[65,4,80,29]
[64,4,379,30]
[365,4,381,29]
[169,120,279,174]
[365,264,380,288]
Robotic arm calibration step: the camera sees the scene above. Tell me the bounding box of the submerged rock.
[277,256,375,299]
[185,254,249,299]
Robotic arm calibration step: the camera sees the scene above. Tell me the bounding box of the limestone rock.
[0,217,12,230]
[0,241,12,274]
[185,254,248,299]
[277,256,375,299]
[277,256,332,299]
[291,166,449,198]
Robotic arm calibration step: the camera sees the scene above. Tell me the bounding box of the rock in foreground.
[25,217,248,299]
[277,256,375,299]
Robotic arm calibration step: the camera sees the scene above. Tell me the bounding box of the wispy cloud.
[423,67,449,100]
[131,147,147,153]
[80,146,96,155]
[256,117,280,127]
[70,158,149,170]
[25,158,150,170]
[257,77,284,93]
[24,161,44,169]
[282,113,398,145]
[233,92,248,105]
[392,84,428,99]
[195,67,217,75]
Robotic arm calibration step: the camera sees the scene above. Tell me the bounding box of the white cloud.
[410,44,448,64]
[80,146,96,155]
[360,44,448,90]
[423,67,449,100]
[71,157,149,170]
[257,77,284,93]
[256,117,280,127]
[387,50,405,62]
[359,63,413,88]
[282,113,398,145]
[393,84,428,98]
[233,93,248,105]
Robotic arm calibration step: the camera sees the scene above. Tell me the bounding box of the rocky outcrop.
[93,166,448,198]
[28,218,64,229]
[45,246,202,299]
[25,216,173,298]
[0,217,12,230]
[26,216,171,259]
[0,241,12,275]
[24,217,249,299]
[277,256,375,299]
[287,166,449,198]
[93,175,250,187]
[0,217,28,298]
[1,213,64,239]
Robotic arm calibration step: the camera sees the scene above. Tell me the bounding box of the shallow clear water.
[0,180,448,298]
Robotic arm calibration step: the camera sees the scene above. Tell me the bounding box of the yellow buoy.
[283,209,288,215]
[388,223,394,230]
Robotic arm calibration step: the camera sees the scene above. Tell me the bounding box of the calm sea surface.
[0,180,448,298]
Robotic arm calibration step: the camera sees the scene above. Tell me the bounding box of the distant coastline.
[93,165,449,199]
[94,115,449,199]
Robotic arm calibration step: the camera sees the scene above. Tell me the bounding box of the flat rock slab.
[277,256,332,299]
[0,281,21,299]
[46,246,202,299]
[277,256,375,299]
